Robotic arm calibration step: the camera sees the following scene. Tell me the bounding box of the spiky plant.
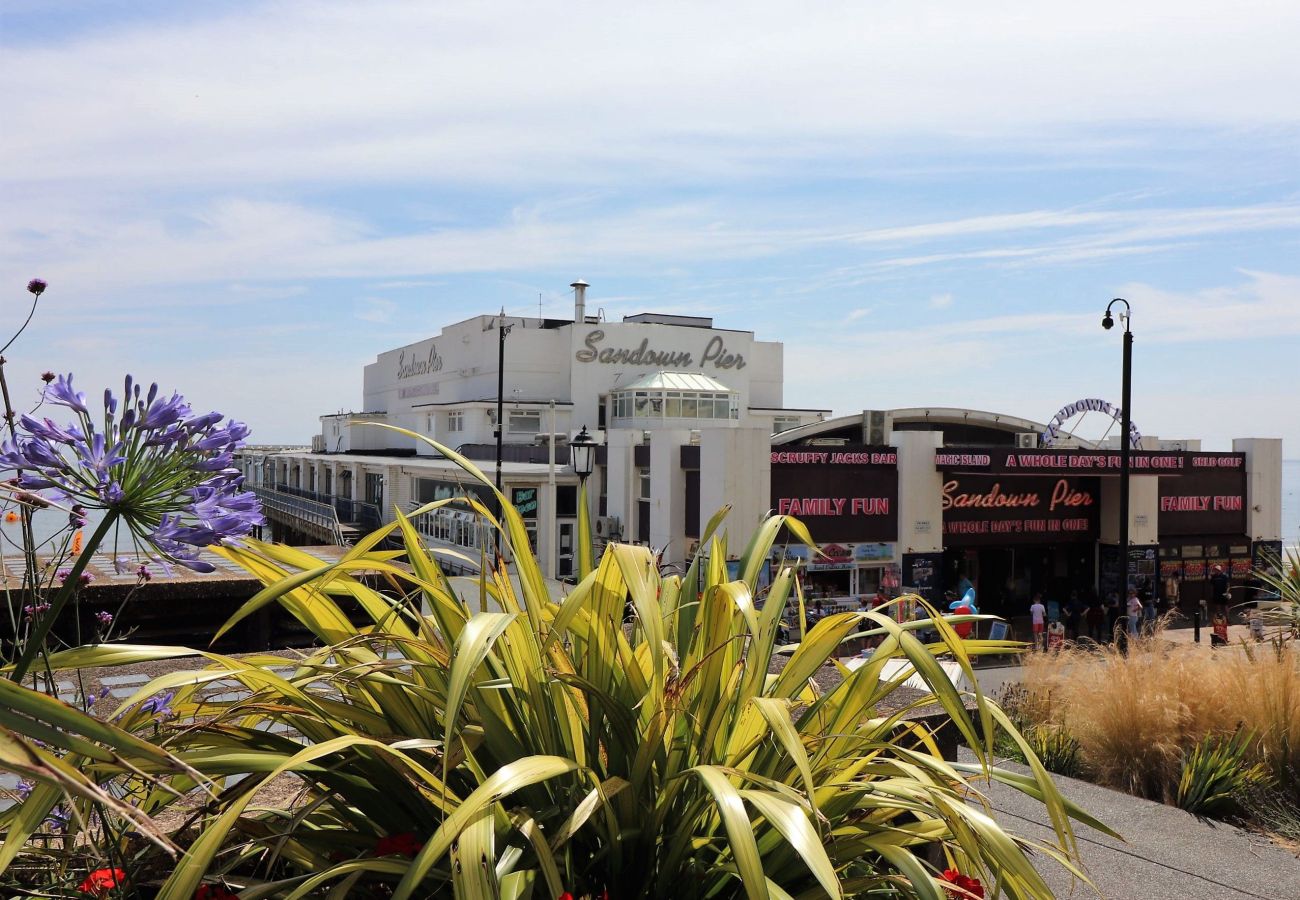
[0,431,1106,898]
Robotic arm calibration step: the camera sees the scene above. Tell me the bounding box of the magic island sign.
[397,345,443,380]
[575,329,747,370]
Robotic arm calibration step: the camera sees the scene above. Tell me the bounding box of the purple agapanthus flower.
[0,373,263,573]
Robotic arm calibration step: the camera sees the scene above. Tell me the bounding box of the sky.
[1,1,1298,452]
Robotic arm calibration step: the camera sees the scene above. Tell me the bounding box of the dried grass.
[1017,626,1300,804]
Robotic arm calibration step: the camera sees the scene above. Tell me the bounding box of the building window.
[638,469,651,502]
[447,410,464,433]
[773,416,801,433]
[508,410,541,434]
[426,414,435,435]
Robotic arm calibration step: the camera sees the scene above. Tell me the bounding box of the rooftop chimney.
[571,279,589,324]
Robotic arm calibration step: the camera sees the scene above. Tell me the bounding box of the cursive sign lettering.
[398,345,443,380]
[575,330,746,369]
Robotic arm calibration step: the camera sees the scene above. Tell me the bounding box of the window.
[426,414,436,434]
[447,410,464,433]
[774,416,801,433]
[638,469,651,502]
[508,410,541,434]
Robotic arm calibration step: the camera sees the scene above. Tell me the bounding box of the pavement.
[961,749,1300,899]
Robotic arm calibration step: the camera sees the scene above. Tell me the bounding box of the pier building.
[238,284,1285,618]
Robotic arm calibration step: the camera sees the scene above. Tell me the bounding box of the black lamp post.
[494,308,513,559]
[569,425,597,577]
[1102,298,1133,593]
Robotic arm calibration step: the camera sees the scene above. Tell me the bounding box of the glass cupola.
[610,371,739,427]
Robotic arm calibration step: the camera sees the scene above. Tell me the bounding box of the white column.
[1234,438,1283,541]
[699,427,770,550]
[650,429,692,565]
[895,430,944,557]
[605,429,638,540]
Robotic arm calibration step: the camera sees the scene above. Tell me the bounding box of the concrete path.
[961,750,1300,899]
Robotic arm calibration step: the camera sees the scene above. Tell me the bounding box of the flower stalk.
[8,510,118,683]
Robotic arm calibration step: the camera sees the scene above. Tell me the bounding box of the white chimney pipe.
[571,280,589,324]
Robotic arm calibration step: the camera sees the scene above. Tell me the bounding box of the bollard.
[1193,609,1201,643]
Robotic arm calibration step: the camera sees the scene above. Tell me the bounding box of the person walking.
[1142,590,1158,636]
[1126,588,1143,640]
[1064,590,1082,640]
[1210,565,1231,621]
[1085,598,1105,643]
[1029,593,1047,651]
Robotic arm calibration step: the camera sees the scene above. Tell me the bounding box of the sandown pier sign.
[1042,398,1141,448]
[575,330,747,370]
[397,345,443,380]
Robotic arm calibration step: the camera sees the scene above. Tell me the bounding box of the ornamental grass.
[0,430,1105,898]
[1017,628,1300,806]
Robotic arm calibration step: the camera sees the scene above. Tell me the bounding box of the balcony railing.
[272,484,382,532]
[252,486,348,545]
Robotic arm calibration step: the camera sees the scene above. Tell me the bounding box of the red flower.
[194,886,240,900]
[375,831,424,858]
[939,869,985,899]
[558,894,574,900]
[78,868,127,896]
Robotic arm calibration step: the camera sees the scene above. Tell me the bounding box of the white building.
[239,284,1284,619]
[240,283,827,578]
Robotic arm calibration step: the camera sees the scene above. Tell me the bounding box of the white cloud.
[3,2,1299,191]
[929,293,953,309]
[355,297,397,323]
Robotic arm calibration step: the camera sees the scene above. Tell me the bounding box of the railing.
[272,484,382,532]
[252,486,347,545]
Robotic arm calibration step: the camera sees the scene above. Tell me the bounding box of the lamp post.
[569,425,597,579]
[1102,298,1133,596]
[494,308,513,559]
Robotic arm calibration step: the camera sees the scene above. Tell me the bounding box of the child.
[1247,606,1265,642]
[1211,613,1229,647]
[1047,620,1066,652]
[1029,593,1047,651]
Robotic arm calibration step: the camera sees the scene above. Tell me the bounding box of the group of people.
[1027,563,1237,649]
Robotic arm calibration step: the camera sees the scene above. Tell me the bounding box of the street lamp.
[494,308,513,559]
[569,425,597,579]
[569,424,596,481]
[1103,298,1134,594]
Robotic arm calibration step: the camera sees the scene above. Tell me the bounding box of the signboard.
[575,328,748,370]
[901,552,942,604]
[935,449,1244,476]
[511,487,539,519]
[1252,540,1284,576]
[940,474,1100,545]
[1127,545,1158,593]
[770,446,898,543]
[1157,466,1247,537]
[1042,397,1141,448]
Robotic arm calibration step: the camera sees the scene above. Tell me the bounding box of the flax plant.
[0,429,1105,898]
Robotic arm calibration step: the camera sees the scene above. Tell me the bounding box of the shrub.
[1017,629,1300,807]
[0,433,1104,898]
[1176,730,1272,818]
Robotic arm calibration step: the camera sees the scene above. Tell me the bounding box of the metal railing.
[272,484,382,532]
[252,486,348,545]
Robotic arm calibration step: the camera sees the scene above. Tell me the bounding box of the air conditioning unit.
[864,410,893,446]
[1016,432,1040,449]
[595,516,621,540]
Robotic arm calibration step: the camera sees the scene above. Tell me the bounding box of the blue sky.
[2,1,1297,451]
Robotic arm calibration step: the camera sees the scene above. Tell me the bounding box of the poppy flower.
[374,831,424,857]
[78,867,126,896]
[194,885,241,900]
[939,868,985,899]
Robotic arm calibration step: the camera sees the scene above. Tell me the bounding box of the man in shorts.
[1029,593,1047,650]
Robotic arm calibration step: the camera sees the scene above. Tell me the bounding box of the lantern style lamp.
[569,425,596,481]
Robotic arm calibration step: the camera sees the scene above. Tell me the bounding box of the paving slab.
[960,749,1300,899]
